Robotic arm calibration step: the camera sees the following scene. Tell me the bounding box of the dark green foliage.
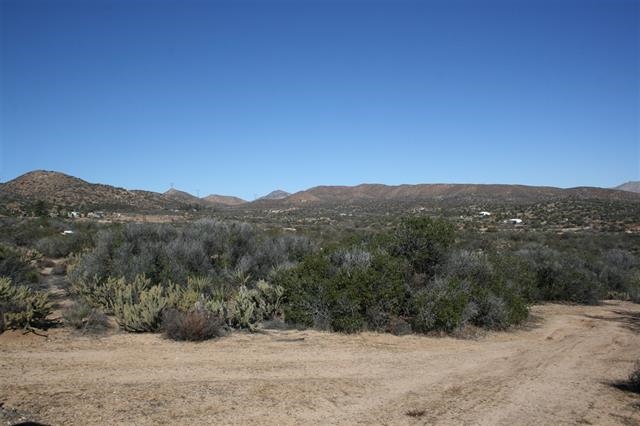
[410,277,470,333]
[393,217,455,276]
[516,244,603,304]
[0,276,53,331]
[598,249,640,302]
[162,308,225,341]
[275,248,407,333]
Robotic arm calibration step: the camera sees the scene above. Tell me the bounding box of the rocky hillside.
[163,188,203,205]
[0,170,180,211]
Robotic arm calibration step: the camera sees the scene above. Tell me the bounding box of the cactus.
[228,285,259,331]
[111,275,167,332]
[255,280,285,320]
[0,276,52,331]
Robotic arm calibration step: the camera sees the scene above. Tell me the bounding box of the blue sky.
[1,0,638,200]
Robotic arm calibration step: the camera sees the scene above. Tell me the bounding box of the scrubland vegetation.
[2,212,637,340]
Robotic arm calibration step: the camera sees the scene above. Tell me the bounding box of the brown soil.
[1,302,639,425]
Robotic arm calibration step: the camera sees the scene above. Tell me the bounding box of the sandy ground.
[0,301,638,425]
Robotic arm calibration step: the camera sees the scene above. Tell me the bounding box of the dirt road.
[1,302,639,425]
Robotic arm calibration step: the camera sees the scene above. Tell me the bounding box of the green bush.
[0,276,52,331]
[516,244,603,305]
[275,248,407,333]
[410,276,470,333]
[392,217,454,276]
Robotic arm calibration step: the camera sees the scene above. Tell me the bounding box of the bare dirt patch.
[1,302,639,425]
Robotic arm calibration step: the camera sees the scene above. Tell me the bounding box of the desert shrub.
[598,249,640,301]
[162,308,225,341]
[263,255,329,329]
[35,234,78,258]
[275,248,407,333]
[0,245,39,286]
[392,217,455,276]
[63,301,110,333]
[410,276,470,333]
[0,276,52,331]
[516,243,603,304]
[69,220,313,288]
[438,250,529,330]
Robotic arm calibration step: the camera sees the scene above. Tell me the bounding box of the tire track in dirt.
[1,302,639,425]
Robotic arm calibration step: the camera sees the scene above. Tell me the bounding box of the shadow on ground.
[584,308,640,334]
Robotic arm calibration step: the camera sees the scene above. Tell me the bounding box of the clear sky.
[1,0,638,200]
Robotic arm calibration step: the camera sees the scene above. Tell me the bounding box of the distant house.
[505,218,523,224]
[68,211,80,219]
[479,211,491,216]
[61,230,74,235]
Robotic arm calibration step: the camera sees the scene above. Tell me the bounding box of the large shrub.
[516,244,603,304]
[392,217,455,276]
[598,249,640,301]
[410,276,471,333]
[442,250,529,329]
[275,247,407,333]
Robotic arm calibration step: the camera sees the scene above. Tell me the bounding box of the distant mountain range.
[163,188,247,207]
[1,170,638,213]
[282,183,639,204]
[616,181,640,194]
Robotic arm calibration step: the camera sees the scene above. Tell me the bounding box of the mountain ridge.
[1,170,638,212]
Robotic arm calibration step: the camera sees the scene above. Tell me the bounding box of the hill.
[0,170,180,211]
[202,194,247,206]
[616,181,640,193]
[164,188,249,207]
[163,188,202,205]
[259,190,290,200]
